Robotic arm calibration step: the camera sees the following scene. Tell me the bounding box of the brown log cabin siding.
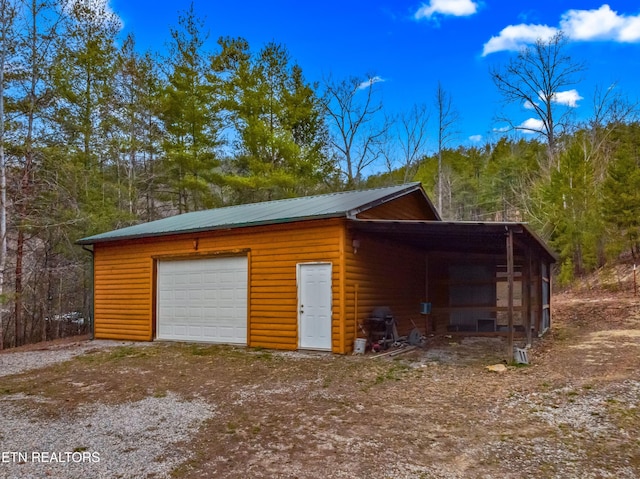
[94,246,152,340]
[343,191,435,348]
[355,190,437,220]
[344,232,426,347]
[93,218,344,351]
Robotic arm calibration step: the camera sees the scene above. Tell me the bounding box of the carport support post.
[525,250,533,347]
[506,228,514,359]
[424,254,429,333]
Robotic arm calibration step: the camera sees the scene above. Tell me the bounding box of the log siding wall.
[93,218,345,351]
[355,190,438,220]
[344,232,426,347]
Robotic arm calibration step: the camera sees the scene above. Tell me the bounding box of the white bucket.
[353,338,367,354]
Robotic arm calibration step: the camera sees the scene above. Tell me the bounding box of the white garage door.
[157,256,248,344]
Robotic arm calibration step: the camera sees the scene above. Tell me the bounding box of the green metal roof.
[77,183,431,245]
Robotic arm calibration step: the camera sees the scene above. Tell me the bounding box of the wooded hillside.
[0,1,637,348]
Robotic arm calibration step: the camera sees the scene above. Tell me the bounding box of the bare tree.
[322,75,390,187]
[490,32,586,168]
[587,82,638,181]
[394,104,429,183]
[590,83,637,128]
[434,82,459,214]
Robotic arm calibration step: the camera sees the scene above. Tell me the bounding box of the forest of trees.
[0,1,638,348]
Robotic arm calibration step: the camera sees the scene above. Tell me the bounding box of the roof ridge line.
[190,182,421,212]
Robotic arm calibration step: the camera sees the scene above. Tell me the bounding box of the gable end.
[355,189,439,220]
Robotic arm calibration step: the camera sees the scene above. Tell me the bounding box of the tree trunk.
[0,0,12,350]
[15,141,34,346]
[14,228,23,346]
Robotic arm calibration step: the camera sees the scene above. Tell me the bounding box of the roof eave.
[348,218,557,263]
[520,223,559,262]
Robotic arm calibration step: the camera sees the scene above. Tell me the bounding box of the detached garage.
[77,183,556,353]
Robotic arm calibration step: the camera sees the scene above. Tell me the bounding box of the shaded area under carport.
[347,219,556,353]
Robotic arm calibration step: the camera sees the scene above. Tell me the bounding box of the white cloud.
[560,5,622,41]
[414,0,478,20]
[619,16,640,42]
[468,134,483,142]
[357,76,385,90]
[482,24,558,56]
[483,4,640,55]
[519,118,545,133]
[551,89,583,107]
[524,100,537,110]
[560,4,640,42]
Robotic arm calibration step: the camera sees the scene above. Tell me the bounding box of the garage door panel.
[157,257,248,344]
[202,326,217,338]
[189,289,203,301]
[174,274,188,286]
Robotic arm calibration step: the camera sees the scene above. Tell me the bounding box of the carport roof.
[348,219,557,263]
[77,183,435,245]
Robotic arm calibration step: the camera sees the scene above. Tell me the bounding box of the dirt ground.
[1,286,639,478]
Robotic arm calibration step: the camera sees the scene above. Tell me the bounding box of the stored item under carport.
[366,307,397,350]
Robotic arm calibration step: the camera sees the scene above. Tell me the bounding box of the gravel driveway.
[0,289,639,479]
[0,340,137,378]
[1,340,214,479]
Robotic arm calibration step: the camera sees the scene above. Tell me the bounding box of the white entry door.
[298,263,332,350]
[157,256,248,344]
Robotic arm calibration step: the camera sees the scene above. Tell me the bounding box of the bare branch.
[490,32,586,166]
[434,82,459,214]
[321,74,390,186]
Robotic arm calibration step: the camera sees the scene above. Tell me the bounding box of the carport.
[348,219,556,350]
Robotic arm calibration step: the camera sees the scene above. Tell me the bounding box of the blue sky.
[108,0,640,152]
